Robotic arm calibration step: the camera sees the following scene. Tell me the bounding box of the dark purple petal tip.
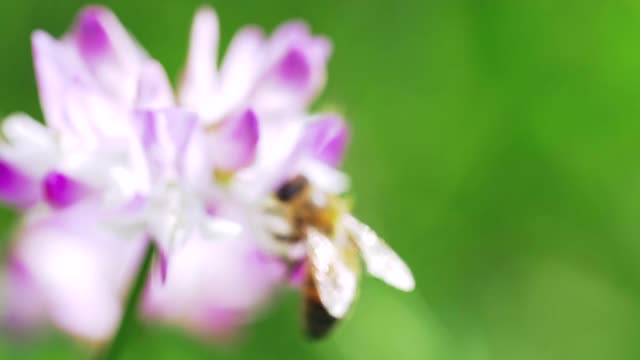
[278,48,311,88]
[43,171,87,209]
[75,7,111,59]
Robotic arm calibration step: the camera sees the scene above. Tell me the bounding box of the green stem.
[100,241,155,360]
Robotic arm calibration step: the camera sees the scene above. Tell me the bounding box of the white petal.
[0,113,58,177]
[216,27,265,119]
[179,7,219,113]
[300,160,350,195]
[201,218,242,239]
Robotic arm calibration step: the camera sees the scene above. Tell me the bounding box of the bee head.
[275,175,309,202]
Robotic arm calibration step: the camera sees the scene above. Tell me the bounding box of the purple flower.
[0,5,415,344]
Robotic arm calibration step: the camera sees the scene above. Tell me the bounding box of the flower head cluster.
[0,6,412,342]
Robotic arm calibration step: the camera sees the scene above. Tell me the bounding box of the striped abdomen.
[303,271,338,339]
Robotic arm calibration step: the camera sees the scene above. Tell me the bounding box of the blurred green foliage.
[1,0,640,359]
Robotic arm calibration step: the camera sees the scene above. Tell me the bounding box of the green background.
[2,0,640,359]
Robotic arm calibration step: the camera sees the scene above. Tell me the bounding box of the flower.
[0,5,297,341]
[0,5,414,344]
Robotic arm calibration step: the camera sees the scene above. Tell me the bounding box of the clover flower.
[0,4,414,349]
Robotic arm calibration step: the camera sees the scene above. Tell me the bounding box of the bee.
[264,175,415,338]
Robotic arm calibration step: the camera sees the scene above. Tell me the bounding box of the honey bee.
[264,175,415,338]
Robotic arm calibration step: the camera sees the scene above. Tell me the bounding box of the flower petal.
[133,109,198,177]
[0,113,58,178]
[299,159,350,195]
[209,109,259,171]
[277,47,311,89]
[179,7,220,115]
[0,158,40,209]
[227,116,305,202]
[74,7,112,60]
[251,21,332,115]
[135,60,175,109]
[144,237,286,337]
[69,6,147,104]
[62,83,133,146]
[43,171,90,209]
[304,115,350,166]
[214,27,265,120]
[1,256,44,332]
[11,204,146,341]
[31,30,90,132]
[251,115,349,196]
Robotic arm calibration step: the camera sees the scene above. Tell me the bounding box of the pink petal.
[277,48,311,89]
[144,237,286,337]
[42,171,89,210]
[1,255,44,332]
[260,116,348,195]
[0,158,40,209]
[11,204,146,341]
[209,109,259,171]
[133,109,198,176]
[305,115,350,166]
[71,6,146,68]
[201,307,244,338]
[69,6,147,104]
[250,21,332,115]
[32,7,146,128]
[74,7,112,59]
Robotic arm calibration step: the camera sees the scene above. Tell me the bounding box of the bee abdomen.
[304,298,338,339]
[303,275,338,339]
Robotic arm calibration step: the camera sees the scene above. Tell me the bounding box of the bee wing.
[342,214,415,292]
[306,229,359,319]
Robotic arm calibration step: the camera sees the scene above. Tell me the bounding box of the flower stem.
[100,241,155,360]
